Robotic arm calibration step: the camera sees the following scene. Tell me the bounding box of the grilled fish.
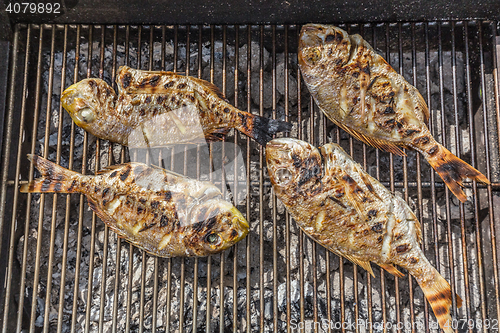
[298,24,489,202]
[20,155,249,257]
[266,138,462,332]
[60,66,292,147]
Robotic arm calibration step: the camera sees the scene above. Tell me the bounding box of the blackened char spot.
[192,221,204,233]
[110,171,118,178]
[298,163,321,187]
[68,179,78,191]
[102,187,110,197]
[88,80,97,89]
[53,182,63,192]
[119,166,131,181]
[292,154,302,168]
[159,215,170,227]
[156,96,167,104]
[403,129,419,137]
[205,215,219,231]
[122,73,132,88]
[139,198,146,204]
[362,66,370,75]
[371,222,383,232]
[177,83,187,89]
[435,162,461,182]
[384,118,396,129]
[223,107,230,113]
[139,222,156,232]
[383,106,395,114]
[367,209,377,217]
[149,75,160,86]
[231,229,238,238]
[41,179,52,192]
[163,191,172,201]
[164,81,175,88]
[144,96,152,104]
[409,257,418,264]
[352,72,359,78]
[137,206,144,214]
[150,201,160,209]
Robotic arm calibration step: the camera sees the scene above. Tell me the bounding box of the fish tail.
[236,112,293,146]
[426,145,489,203]
[417,267,462,333]
[20,154,80,194]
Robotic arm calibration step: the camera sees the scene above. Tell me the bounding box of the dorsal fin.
[191,77,226,100]
[378,263,405,277]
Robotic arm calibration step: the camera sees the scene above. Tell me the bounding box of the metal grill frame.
[0,21,499,333]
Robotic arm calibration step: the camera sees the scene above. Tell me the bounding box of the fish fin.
[342,254,375,277]
[425,144,490,203]
[86,196,126,236]
[237,112,293,146]
[191,77,226,100]
[378,263,405,278]
[417,267,462,333]
[415,89,430,125]
[96,164,129,175]
[340,171,369,221]
[20,154,80,194]
[205,127,231,142]
[332,118,406,156]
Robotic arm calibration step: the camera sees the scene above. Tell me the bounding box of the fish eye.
[78,107,95,123]
[206,233,222,246]
[305,48,322,65]
[275,168,293,185]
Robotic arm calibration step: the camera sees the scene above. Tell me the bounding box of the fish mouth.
[60,83,82,114]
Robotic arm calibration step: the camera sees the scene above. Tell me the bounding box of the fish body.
[298,24,489,202]
[266,138,461,333]
[20,155,249,257]
[61,66,292,147]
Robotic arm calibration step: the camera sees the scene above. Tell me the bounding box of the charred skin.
[298,24,489,202]
[60,66,291,147]
[20,155,248,257]
[266,138,462,333]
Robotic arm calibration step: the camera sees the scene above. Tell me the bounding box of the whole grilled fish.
[266,138,462,332]
[298,24,489,202]
[20,155,249,257]
[61,66,292,147]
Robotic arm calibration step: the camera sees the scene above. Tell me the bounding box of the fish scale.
[265,138,462,333]
[20,154,249,258]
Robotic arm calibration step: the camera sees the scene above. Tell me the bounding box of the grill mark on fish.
[367,209,377,217]
[148,75,160,87]
[177,83,187,89]
[137,206,145,214]
[163,191,172,201]
[413,135,430,145]
[144,96,152,104]
[298,164,321,187]
[122,73,132,88]
[223,107,230,113]
[341,174,356,186]
[150,200,160,209]
[110,171,118,178]
[395,244,410,253]
[68,179,78,191]
[427,145,439,156]
[164,81,174,88]
[328,196,346,208]
[120,166,131,181]
[102,187,110,197]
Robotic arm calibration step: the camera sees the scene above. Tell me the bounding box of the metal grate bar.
[0,22,499,333]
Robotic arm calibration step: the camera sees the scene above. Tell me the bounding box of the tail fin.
[20,154,80,194]
[426,145,490,203]
[418,267,462,333]
[237,112,293,146]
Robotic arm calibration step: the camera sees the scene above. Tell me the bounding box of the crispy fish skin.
[298,24,489,202]
[266,138,462,333]
[60,66,292,147]
[20,155,249,257]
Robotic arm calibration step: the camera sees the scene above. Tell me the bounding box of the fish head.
[186,200,249,255]
[266,138,323,197]
[298,24,351,72]
[61,79,117,132]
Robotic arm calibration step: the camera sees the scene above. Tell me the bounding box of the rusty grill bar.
[0,22,499,333]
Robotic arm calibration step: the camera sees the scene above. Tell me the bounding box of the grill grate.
[0,22,499,333]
